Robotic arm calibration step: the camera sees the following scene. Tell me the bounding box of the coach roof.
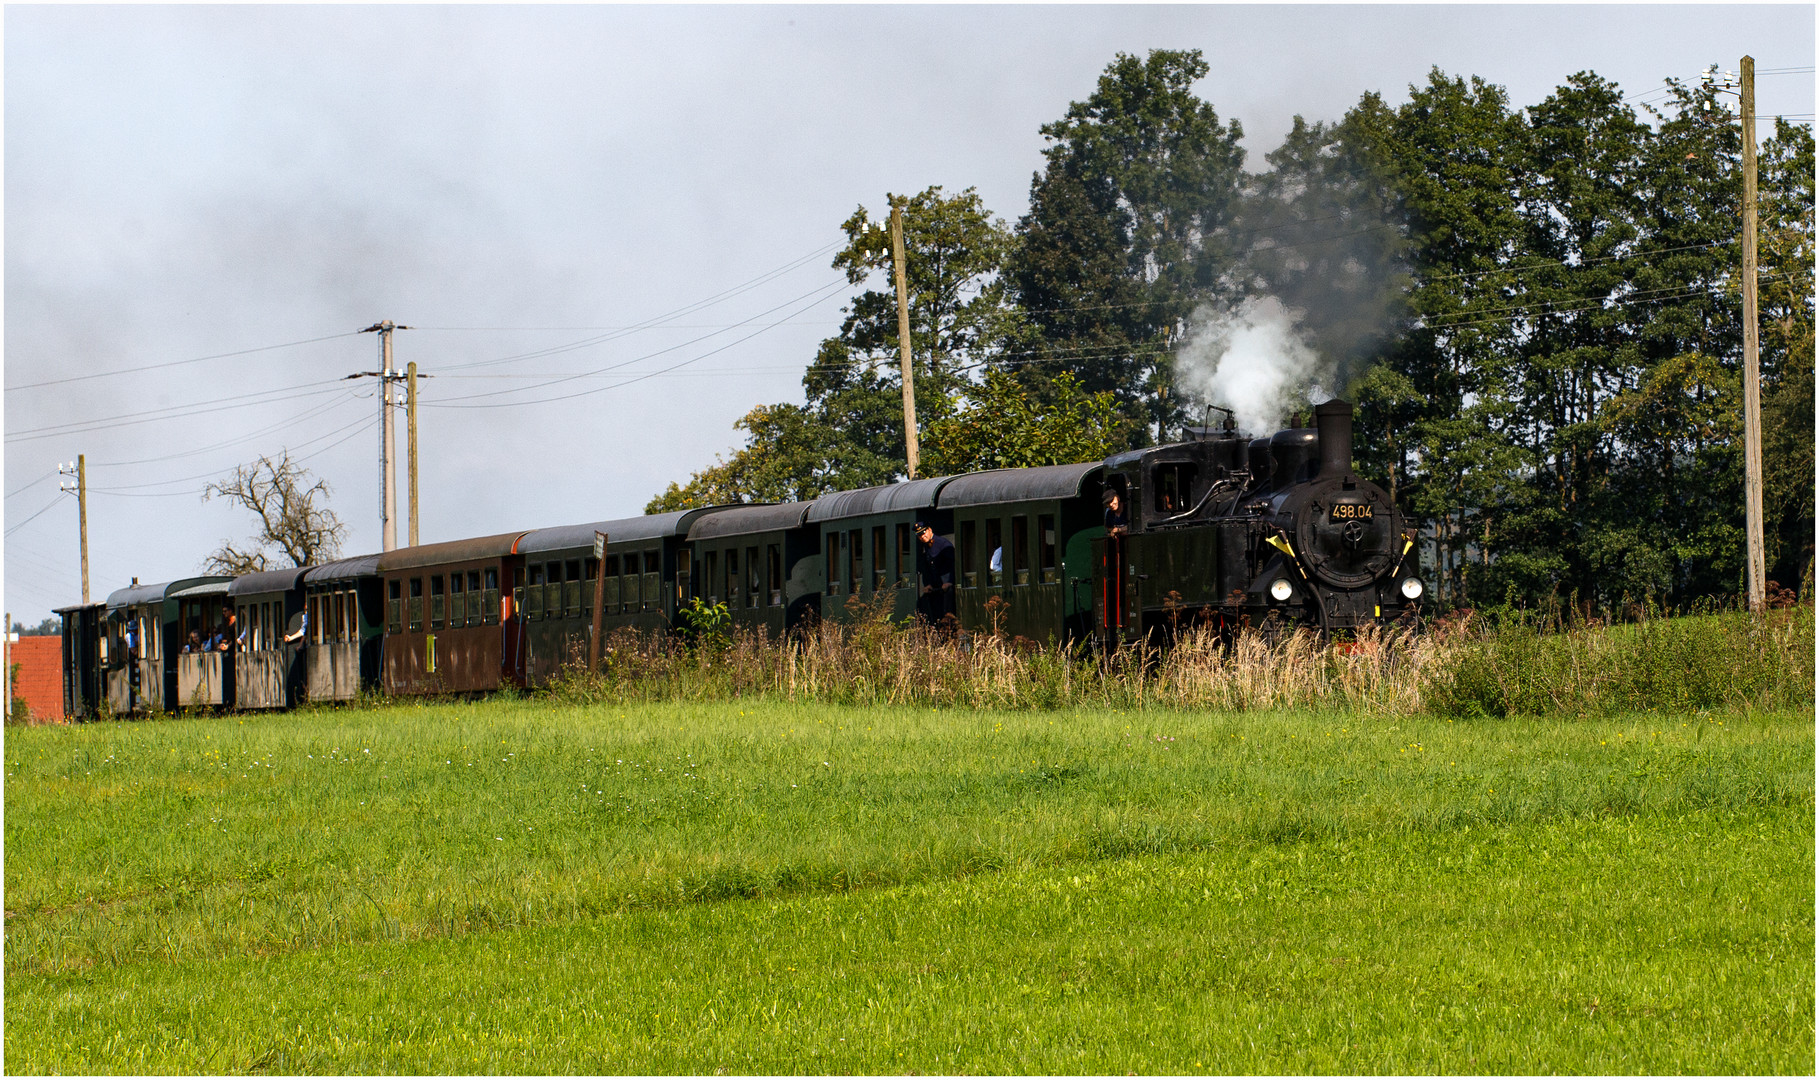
[228,567,309,596]
[688,502,813,540]
[807,476,951,523]
[936,462,1103,508]
[304,553,382,583]
[375,532,529,572]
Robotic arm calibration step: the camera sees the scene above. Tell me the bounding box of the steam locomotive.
[57,399,1424,716]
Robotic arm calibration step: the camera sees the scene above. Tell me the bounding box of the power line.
[87,391,364,468]
[5,471,57,501]
[426,283,851,411]
[4,495,64,537]
[4,331,363,392]
[87,410,377,494]
[427,279,851,406]
[4,379,351,444]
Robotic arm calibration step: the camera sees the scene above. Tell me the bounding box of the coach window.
[387,580,403,634]
[767,544,783,607]
[848,530,864,596]
[526,564,545,622]
[464,572,479,627]
[824,533,841,595]
[675,557,689,606]
[871,526,887,590]
[743,546,759,609]
[986,518,1005,588]
[1011,517,1031,586]
[582,558,598,619]
[430,576,446,631]
[544,561,561,620]
[1039,515,1058,584]
[622,553,641,614]
[724,549,740,610]
[511,567,525,619]
[484,568,500,625]
[565,559,582,618]
[409,578,424,633]
[959,520,978,588]
[642,549,660,612]
[324,592,337,644]
[896,523,913,587]
[449,573,466,629]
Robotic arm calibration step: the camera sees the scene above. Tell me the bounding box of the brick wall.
[9,636,63,721]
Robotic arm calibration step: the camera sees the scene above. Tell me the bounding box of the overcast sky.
[5,3,1813,624]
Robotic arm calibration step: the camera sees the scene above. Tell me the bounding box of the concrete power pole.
[890,202,921,480]
[408,361,420,548]
[356,322,410,552]
[1740,56,1766,614]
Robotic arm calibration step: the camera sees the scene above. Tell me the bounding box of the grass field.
[5,697,1812,1073]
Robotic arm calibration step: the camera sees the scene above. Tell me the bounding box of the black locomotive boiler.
[1094,399,1422,641]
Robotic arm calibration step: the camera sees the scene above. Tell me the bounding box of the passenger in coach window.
[914,520,955,623]
[215,604,238,653]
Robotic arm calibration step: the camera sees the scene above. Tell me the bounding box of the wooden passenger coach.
[228,568,307,710]
[808,477,949,625]
[103,577,231,715]
[172,579,233,709]
[304,554,383,703]
[378,532,526,695]
[940,463,1104,643]
[54,602,104,720]
[687,502,820,635]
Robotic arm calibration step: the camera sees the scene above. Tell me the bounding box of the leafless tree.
[202,451,346,575]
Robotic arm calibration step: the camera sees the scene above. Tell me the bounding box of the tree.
[201,451,346,574]
[922,371,1134,475]
[651,186,1019,507]
[1009,49,1248,439]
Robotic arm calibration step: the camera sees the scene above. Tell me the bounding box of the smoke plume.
[1174,296,1331,435]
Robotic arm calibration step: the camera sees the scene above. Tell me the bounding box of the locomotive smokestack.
[1315,399,1354,478]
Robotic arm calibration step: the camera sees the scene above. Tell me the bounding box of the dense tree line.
[651,50,1813,611]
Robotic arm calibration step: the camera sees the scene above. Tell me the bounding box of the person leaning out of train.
[284,609,307,647]
[214,604,239,653]
[1103,488,1129,537]
[914,520,956,622]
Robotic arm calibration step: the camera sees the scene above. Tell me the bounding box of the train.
[55,399,1425,717]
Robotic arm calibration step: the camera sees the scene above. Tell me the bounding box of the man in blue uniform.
[914,520,955,626]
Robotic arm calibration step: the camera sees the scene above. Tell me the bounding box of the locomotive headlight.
[1269,578,1294,601]
[1400,577,1424,600]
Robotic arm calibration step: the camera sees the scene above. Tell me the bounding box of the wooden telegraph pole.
[408,361,420,548]
[890,201,921,480]
[1740,56,1766,614]
[58,456,91,603]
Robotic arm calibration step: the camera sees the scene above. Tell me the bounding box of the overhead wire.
[4,331,364,392]
[425,278,851,407]
[5,379,353,444]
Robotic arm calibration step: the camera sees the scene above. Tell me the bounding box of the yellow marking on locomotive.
[1266,535,1296,559]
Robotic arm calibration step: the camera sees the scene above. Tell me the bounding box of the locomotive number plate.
[1329,502,1374,522]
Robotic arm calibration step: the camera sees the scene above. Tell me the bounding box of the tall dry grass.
[544,599,1814,719]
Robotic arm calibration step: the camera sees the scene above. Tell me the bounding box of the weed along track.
[4,696,1812,1072]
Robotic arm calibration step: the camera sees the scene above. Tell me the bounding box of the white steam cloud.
[1174,297,1330,436]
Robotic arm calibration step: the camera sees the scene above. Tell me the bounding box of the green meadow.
[5,698,1812,1073]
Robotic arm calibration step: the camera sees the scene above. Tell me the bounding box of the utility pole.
[60,456,90,603]
[408,361,420,547]
[354,322,411,552]
[890,201,921,480]
[1708,59,1767,612]
[1739,56,1766,614]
